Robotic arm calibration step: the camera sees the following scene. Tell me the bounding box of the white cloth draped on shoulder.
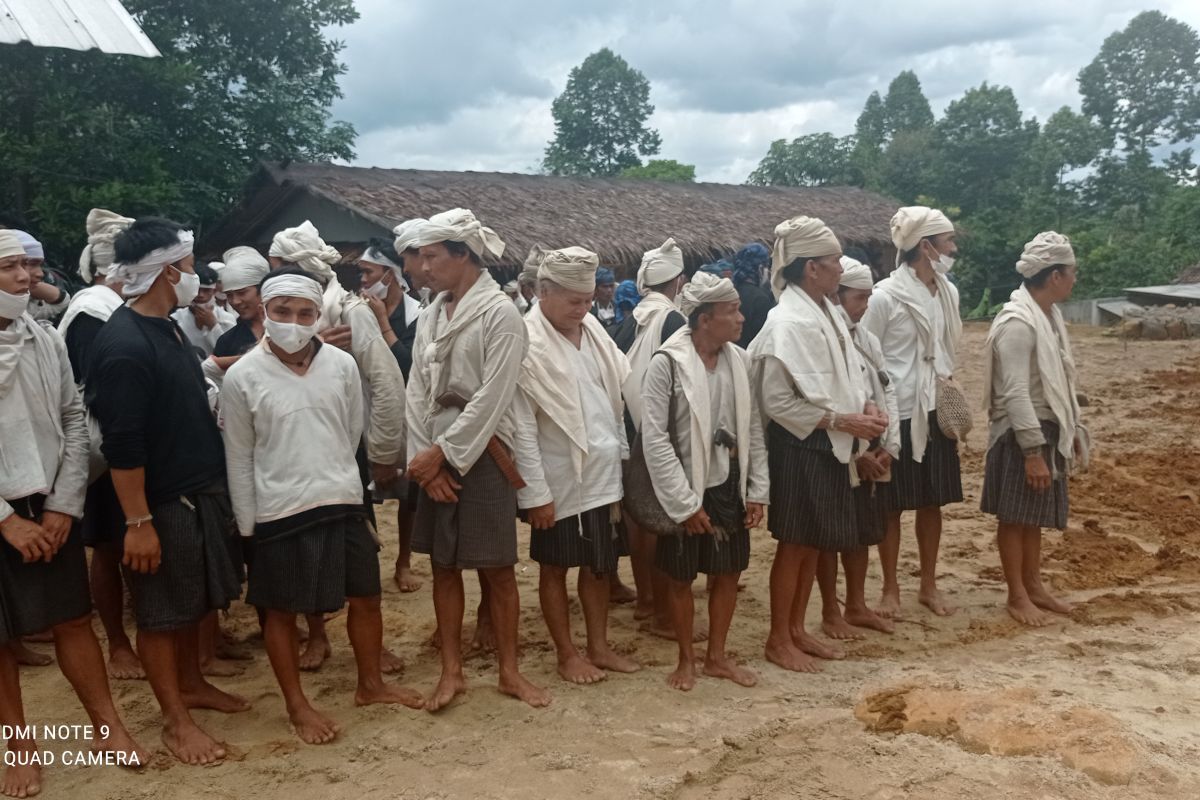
[56,285,123,339]
[622,290,679,429]
[748,284,867,465]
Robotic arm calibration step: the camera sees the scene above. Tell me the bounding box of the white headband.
[111,230,195,297]
[260,273,324,309]
[361,246,411,292]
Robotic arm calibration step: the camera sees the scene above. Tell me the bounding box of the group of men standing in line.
[0,201,1088,797]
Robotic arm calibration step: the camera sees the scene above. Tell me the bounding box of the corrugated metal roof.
[0,0,159,57]
[1125,283,1200,303]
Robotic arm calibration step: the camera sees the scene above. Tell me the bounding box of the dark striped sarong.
[655,460,750,582]
[0,494,91,641]
[875,411,964,512]
[413,450,518,570]
[122,484,241,632]
[766,423,859,551]
[980,420,1069,530]
[854,482,887,547]
[530,504,625,575]
[247,505,381,614]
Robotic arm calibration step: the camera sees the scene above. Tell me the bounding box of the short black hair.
[258,265,323,292]
[648,275,680,292]
[1023,264,1066,289]
[114,217,185,265]
[194,262,219,286]
[442,239,481,265]
[367,236,401,265]
[780,257,811,286]
[686,303,715,330]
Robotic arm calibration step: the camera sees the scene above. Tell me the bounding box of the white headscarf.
[410,208,505,260]
[636,237,684,295]
[361,246,410,291]
[838,256,874,290]
[538,246,599,293]
[220,246,270,291]
[1016,231,1075,278]
[79,208,134,283]
[769,216,841,299]
[12,230,43,260]
[110,229,195,297]
[678,271,739,317]
[392,218,429,254]
[890,206,954,262]
[260,273,324,308]
[269,220,341,282]
[0,231,24,259]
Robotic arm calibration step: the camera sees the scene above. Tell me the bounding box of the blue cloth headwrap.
[699,262,724,276]
[596,266,616,285]
[733,242,770,286]
[614,279,641,323]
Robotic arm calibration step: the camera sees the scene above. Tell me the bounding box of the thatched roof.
[202,162,900,270]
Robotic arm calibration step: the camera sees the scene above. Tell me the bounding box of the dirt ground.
[14,324,1200,799]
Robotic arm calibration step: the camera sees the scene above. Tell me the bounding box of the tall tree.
[543,48,661,177]
[746,133,860,187]
[1078,10,1200,152]
[882,70,935,137]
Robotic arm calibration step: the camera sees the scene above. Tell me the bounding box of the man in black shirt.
[732,242,775,348]
[86,218,246,766]
[210,245,270,370]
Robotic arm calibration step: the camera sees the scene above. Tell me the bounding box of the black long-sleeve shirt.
[63,312,105,384]
[385,301,418,381]
[736,281,775,349]
[84,305,225,507]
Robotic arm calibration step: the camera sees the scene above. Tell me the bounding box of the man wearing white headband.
[749,217,888,674]
[862,206,963,619]
[405,207,550,711]
[617,237,687,635]
[10,229,71,322]
[222,268,424,744]
[211,246,271,369]
[815,256,899,642]
[642,271,769,691]
[516,246,639,686]
[268,221,406,672]
[0,230,148,795]
[393,218,433,308]
[85,218,245,767]
[171,262,236,357]
[981,232,1085,627]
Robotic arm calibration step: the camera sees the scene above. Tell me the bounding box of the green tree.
[1078,10,1200,152]
[0,0,357,268]
[882,70,935,137]
[543,48,662,177]
[746,133,859,187]
[619,159,696,182]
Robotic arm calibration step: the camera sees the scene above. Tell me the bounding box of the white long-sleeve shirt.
[172,304,237,357]
[221,341,365,536]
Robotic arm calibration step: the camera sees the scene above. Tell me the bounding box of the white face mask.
[0,289,30,320]
[172,268,201,307]
[264,318,317,354]
[363,279,389,300]
[934,254,956,275]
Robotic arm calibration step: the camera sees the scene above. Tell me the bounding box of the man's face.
[839,287,872,323]
[226,286,262,320]
[926,232,959,260]
[420,243,470,293]
[809,253,844,296]
[265,296,320,326]
[401,250,426,290]
[0,255,30,296]
[595,282,615,305]
[195,286,216,306]
[23,257,44,287]
[358,260,389,292]
[539,282,594,332]
[699,299,744,345]
[1052,264,1078,302]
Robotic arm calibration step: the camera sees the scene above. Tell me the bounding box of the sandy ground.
[12,324,1200,799]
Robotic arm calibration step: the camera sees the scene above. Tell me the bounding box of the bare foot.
[298,637,331,671]
[633,601,654,621]
[200,656,245,677]
[161,720,226,766]
[793,630,845,660]
[2,761,40,798]
[821,615,866,641]
[9,641,51,667]
[608,577,637,605]
[92,723,152,768]
[380,647,405,675]
[354,681,425,709]
[639,619,708,643]
[876,588,902,619]
[498,671,552,708]
[844,606,896,635]
[1027,587,1073,615]
[425,672,467,713]
[393,565,423,593]
[586,646,640,674]
[557,651,606,685]
[107,645,145,680]
[181,681,251,713]
[666,660,696,691]
[468,618,496,654]
[764,638,821,673]
[288,704,340,745]
[918,589,957,617]
[703,656,757,687]
[1007,598,1052,627]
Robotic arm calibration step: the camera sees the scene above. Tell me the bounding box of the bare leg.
[348,595,423,708]
[580,569,638,673]
[263,610,340,744]
[468,573,496,654]
[6,641,50,668]
[199,611,243,677]
[50,615,149,763]
[298,614,331,671]
[90,545,143,680]
[481,566,551,708]
[764,542,818,673]
[791,548,843,660]
[176,623,250,713]
[818,551,862,640]
[842,548,894,633]
[393,505,421,592]
[138,628,226,765]
[703,573,756,687]
[538,565,604,684]
[915,506,955,615]
[425,566,467,712]
[998,523,1051,626]
[1022,528,1072,614]
[608,570,637,605]
[0,645,40,798]
[664,577,696,690]
[876,511,902,618]
[626,515,655,620]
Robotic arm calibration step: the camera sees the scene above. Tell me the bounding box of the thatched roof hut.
[202,162,901,278]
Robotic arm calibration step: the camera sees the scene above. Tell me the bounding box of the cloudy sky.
[329,1,1200,184]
